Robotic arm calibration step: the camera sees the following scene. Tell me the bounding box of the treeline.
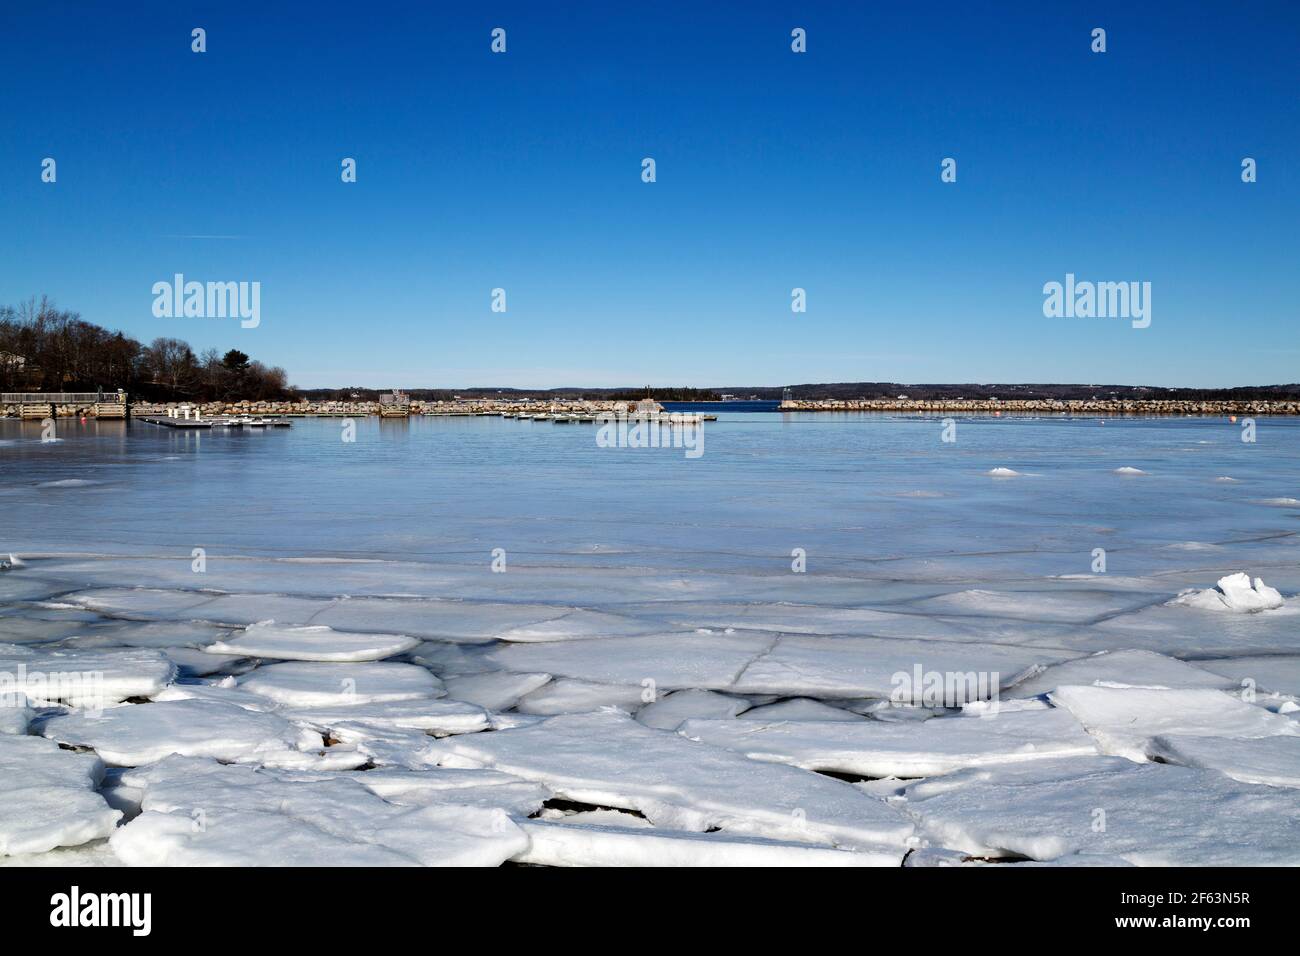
[607,386,721,402]
[0,297,291,402]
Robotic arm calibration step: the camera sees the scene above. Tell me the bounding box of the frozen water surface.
[2,412,1299,864]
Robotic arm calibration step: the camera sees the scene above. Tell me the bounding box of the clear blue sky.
[2,1,1297,389]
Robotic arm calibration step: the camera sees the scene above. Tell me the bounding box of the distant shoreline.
[8,395,1298,419]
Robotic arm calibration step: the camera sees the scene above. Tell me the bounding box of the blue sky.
[2,1,1297,388]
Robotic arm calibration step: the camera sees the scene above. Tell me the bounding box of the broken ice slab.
[281,697,491,737]
[0,735,121,856]
[487,631,774,691]
[1006,648,1238,698]
[636,689,752,731]
[206,620,420,662]
[906,757,1300,865]
[39,698,331,767]
[236,660,444,707]
[679,708,1098,779]
[109,755,527,866]
[431,710,913,851]
[442,671,551,711]
[515,678,646,716]
[740,698,865,722]
[515,818,900,867]
[731,636,1074,699]
[1047,685,1300,762]
[1148,733,1300,788]
[1194,655,1300,698]
[0,644,176,705]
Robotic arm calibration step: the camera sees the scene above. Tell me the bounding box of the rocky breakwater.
[778,398,1300,415]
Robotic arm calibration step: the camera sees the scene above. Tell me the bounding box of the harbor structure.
[377,390,411,418]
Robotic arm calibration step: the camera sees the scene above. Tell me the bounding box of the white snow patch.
[1169,572,1285,612]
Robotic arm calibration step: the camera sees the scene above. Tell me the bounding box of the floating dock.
[137,416,213,429]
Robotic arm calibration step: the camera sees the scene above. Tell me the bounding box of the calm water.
[2,413,1298,584]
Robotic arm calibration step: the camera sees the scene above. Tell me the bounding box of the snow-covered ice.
[515,818,897,866]
[906,757,1300,865]
[39,698,330,767]
[515,677,646,715]
[0,735,121,856]
[636,689,751,730]
[442,671,551,711]
[110,756,526,866]
[680,708,1098,778]
[0,644,176,705]
[1007,649,1237,698]
[1147,733,1300,788]
[7,413,1300,866]
[432,710,914,852]
[1169,572,1286,612]
[205,620,420,662]
[1047,685,1300,761]
[730,636,1070,698]
[237,661,444,707]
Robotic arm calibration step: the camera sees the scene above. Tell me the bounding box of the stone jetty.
[777,398,1300,415]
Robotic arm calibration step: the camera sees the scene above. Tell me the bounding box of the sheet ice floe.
[334,767,550,816]
[38,698,359,769]
[515,678,646,715]
[731,636,1072,699]
[1195,655,1300,698]
[1147,734,1300,788]
[282,698,490,737]
[680,708,1098,779]
[488,631,773,691]
[906,587,1155,623]
[1047,685,1300,762]
[442,671,551,710]
[0,693,32,734]
[109,755,526,866]
[1169,573,1286,612]
[236,661,443,707]
[494,608,674,642]
[489,632,1069,700]
[0,644,175,705]
[636,689,751,730]
[431,710,913,855]
[1006,649,1237,698]
[515,818,897,867]
[740,698,865,721]
[905,757,1300,865]
[0,735,121,856]
[205,620,419,662]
